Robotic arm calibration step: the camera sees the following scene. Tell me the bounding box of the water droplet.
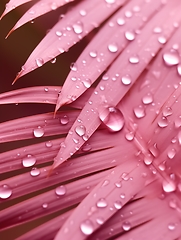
[125,10,132,18]
[163,180,176,193]
[120,193,125,199]
[96,217,104,225]
[115,181,122,188]
[80,219,94,235]
[121,172,129,181]
[163,50,180,66]
[99,107,124,132]
[30,167,40,176]
[82,143,92,152]
[175,116,181,128]
[125,132,134,141]
[153,27,162,33]
[33,126,44,138]
[35,58,44,67]
[82,78,92,88]
[97,198,107,208]
[102,180,109,187]
[167,148,176,159]
[70,62,77,71]
[22,154,36,167]
[108,43,118,53]
[142,93,153,104]
[117,17,125,26]
[158,36,167,44]
[168,223,176,231]
[73,22,83,34]
[144,153,153,165]
[55,185,66,196]
[125,31,135,41]
[75,125,86,136]
[89,51,97,58]
[42,203,48,209]
[60,115,69,125]
[158,116,168,128]
[121,74,132,85]
[51,58,56,64]
[122,221,131,231]
[0,185,12,199]
[56,30,62,37]
[51,2,57,10]
[45,141,53,148]
[133,106,145,118]
[114,200,122,209]
[129,55,139,64]
[44,88,48,92]
[79,9,86,16]
[177,64,181,76]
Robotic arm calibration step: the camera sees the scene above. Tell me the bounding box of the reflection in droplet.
[80,219,94,235]
[0,185,12,199]
[42,203,48,209]
[99,107,124,132]
[22,154,36,167]
[89,51,97,58]
[168,223,176,231]
[167,149,176,159]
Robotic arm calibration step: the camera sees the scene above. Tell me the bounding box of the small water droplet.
[55,185,66,196]
[125,10,132,18]
[51,58,56,64]
[35,58,44,67]
[99,107,124,132]
[114,200,122,209]
[163,50,180,66]
[33,126,44,138]
[158,116,168,128]
[125,31,135,41]
[133,105,145,118]
[144,153,153,165]
[163,180,176,193]
[168,223,176,231]
[0,185,12,199]
[108,43,118,53]
[80,219,94,235]
[82,143,92,152]
[51,2,57,10]
[153,27,162,33]
[129,55,139,64]
[82,78,92,88]
[115,181,122,188]
[56,30,62,37]
[142,93,153,104]
[158,36,167,44]
[42,203,48,209]
[22,154,36,167]
[117,17,125,26]
[167,148,176,159]
[79,9,86,16]
[45,141,53,148]
[96,217,104,225]
[89,51,97,58]
[30,167,40,176]
[121,74,132,85]
[121,172,129,181]
[125,132,134,141]
[177,64,181,76]
[73,21,83,34]
[70,62,77,71]
[97,198,107,208]
[122,221,131,231]
[75,125,86,136]
[60,115,69,125]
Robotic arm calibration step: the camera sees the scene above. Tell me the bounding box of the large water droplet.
[97,198,107,208]
[121,74,132,85]
[163,50,180,66]
[108,43,118,53]
[73,22,83,34]
[22,154,36,167]
[99,107,124,132]
[55,185,66,196]
[163,180,176,193]
[142,93,153,104]
[80,219,94,235]
[122,221,131,231]
[125,31,135,41]
[0,185,12,199]
[30,167,40,176]
[133,106,145,118]
[33,126,44,138]
[75,125,86,136]
[158,116,168,128]
[35,58,44,67]
[129,55,139,64]
[114,200,122,209]
[82,78,92,88]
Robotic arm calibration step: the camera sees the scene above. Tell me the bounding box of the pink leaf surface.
[52,0,181,170]
[56,0,164,109]
[12,0,127,81]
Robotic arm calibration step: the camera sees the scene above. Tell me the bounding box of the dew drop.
[35,58,44,67]
[153,27,162,33]
[22,154,36,167]
[89,51,97,58]
[82,143,92,152]
[129,55,139,64]
[117,17,125,26]
[125,132,134,141]
[158,36,167,44]
[0,185,12,199]
[105,0,115,3]
[30,167,40,176]
[80,219,94,235]
[133,105,145,118]
[121,74,132,85]
[56,30,62,37]
[122,221,131,231]
[175,116,181,128]
[108,43,118,53]
[168,223,176,231]
[42,203,48,209]
[73,22,83,34]
[97,198,107,208]
[96,217,104,225]
[167,148,176,159]
[158,116,168,128]
[45,141,53,148]
[75,125,86,136]
[82,78,92,88]
[163,50,180,66]
[79,9,86,16]
[144,153,153,165]
[162,180,176,193]
[125,31,135,41]
[114,200,122,209]
[51,58,56,64]
[125,10,132,18]
[55,185,66,196]
[33,126,44,138]
[60,115,69,125]
[142,93,153,104]
[99,107,124,132]
[163,107,172,117]
[51,2,57,10]
[70,62,77,71]
[177,64,181,76]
